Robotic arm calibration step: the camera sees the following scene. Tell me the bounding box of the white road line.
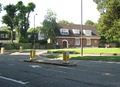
[29,65,42,68]
[29,65,66,73]
[44,68,66,73]
[0,76,29,85]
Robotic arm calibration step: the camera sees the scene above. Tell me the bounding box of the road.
[0,54,120,87]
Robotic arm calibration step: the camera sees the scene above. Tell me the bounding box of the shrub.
[18,36,29,43]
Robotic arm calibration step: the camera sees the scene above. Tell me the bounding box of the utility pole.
[34,13,37,50]
[81,0,83,56]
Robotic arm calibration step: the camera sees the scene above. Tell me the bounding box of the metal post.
[81,0,83,56]
[34,14,37,50]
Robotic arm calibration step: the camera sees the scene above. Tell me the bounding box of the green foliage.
[2,1,36,43]
[0,4,1,10]
[85,20,94,25]
[28,26,42,33]
[58,20,74,24]
[18,36,29,43]
[28,28,34,32]
[15,1,36,39]
[41,9,58,41]
[38,40,47,45]
[2,4,17,43]
[0,26,11,32]
[93,0,120,44]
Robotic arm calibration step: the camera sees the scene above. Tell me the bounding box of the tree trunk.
[11,30,13,44]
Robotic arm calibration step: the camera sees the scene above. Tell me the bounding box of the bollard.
[32,50,36,58]
[66,51,69,61]
[19,46,23,53]
[1,47,5,54]
[30,50,36,60]
[30,50,33,59]
[63,51,69,63]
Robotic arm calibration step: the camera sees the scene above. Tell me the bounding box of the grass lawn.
[50,48,120,54]
[46,48,120,62]
[45,54,120,62]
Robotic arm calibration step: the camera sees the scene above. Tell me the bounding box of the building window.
[0,34,8,38]
[5,34,8,38]
[1,34,4,38]
[87,39,91,45]
[60,28,69,35]
[28,35,31,38]
[83,30,92,36]
[40,34,44,40]
[72,29,80,34]
[75,39,80,45]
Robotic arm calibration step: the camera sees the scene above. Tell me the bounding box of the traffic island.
[24,50,77,66]
[24,59,77,66]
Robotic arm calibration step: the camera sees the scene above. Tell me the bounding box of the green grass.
[45,54,120,62]
[50,48,120,54]
[46,48,120,62]
[71,56,120,62]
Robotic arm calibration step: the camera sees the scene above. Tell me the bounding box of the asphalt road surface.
[0,54,120,87]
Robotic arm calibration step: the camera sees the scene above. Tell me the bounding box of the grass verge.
[45,54,120,62]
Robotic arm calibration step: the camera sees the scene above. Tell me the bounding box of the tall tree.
[15,1,36,42]
[58,20,73,24]
[85,20,94,25]
[41,9,58,42]
[2,4,17,43]
[93,0,120,44]
[2,1,36,43]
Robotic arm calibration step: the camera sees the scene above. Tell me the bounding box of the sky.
[0,0,100,28]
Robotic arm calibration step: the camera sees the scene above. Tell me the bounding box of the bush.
[1,43,56,50]
[18,36,29,43]
[37,40,47,45]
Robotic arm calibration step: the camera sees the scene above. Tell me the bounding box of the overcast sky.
[0,0,100,28]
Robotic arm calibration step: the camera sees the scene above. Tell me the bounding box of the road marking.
[29,65,66,73]
[44,68,66,73]
[9,64,15,66]
[29,65,42,68]
[0,76,29,85]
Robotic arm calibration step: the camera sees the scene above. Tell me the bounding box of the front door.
[63,41,67,48]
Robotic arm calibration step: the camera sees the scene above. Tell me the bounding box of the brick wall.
[56,38,99,48]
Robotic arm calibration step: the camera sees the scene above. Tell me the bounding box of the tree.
[28,26,42,33]
[58,20,73,24]
[15,1,36,43]
[0,3,2,13]
[41,9,58,42]
[2,4,17,43]
[85,20,94,25]
[93,0,120,44]
[0,26,11,31]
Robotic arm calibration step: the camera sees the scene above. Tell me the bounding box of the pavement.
[0,50,77,66]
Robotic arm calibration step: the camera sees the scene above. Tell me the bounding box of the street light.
[34,13,37,50]
[81,0,83,56]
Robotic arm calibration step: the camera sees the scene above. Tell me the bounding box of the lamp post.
[33,13,37,50]
[81,0,83,56]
